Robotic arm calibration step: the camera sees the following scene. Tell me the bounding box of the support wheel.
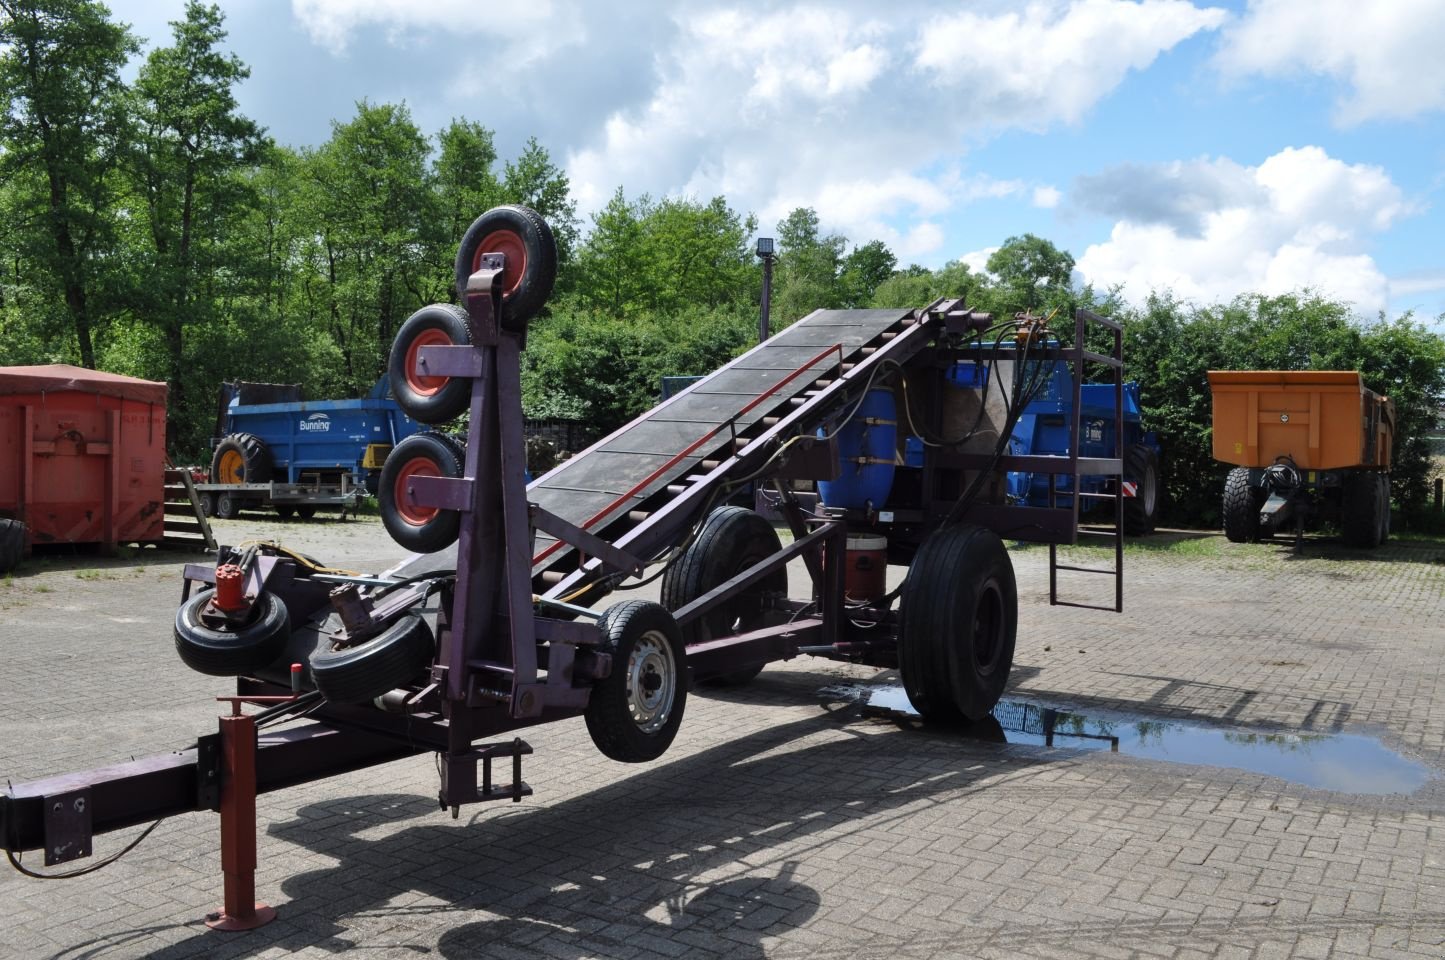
[296,506,317,520]
[275,506,295,519]
[585,601,688,763]
[660,506,784,686]
[211,432,273,485]
[1341,470,1384,548]
[899,524,1017,721]
[379,432,465,553]
[454,205,558,326]
[215,491,242,520]
[388,303,474,424]
[1122,444,1160,536]
[1222,468,1265,543]
[174,590,290,676]
[310,612,435,703]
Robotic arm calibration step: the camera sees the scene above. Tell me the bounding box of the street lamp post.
[756,237,775,343]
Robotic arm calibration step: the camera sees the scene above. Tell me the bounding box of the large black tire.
[215,490,243,520]
[310,612,435,703]
[898,524,1018,722]
[0,519,25,574]
[1341,470,1384,548]
[174,590,290,676]
[1122,444,1160,536]
[1222,468,1265,543]
[211,432,273,485]
[585,600,688,763]
[454,205,557,325]
[296,505,317,520]
[379,432,464,553]
[660,506,785,686]
[275,506,295,519]
[388,303,475,425]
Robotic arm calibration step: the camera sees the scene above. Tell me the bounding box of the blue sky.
[110,0,1445,322]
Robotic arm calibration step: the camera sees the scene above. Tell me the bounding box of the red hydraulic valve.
[212,564,250,613]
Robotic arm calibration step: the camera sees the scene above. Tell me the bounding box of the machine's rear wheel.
[388,304,474,425]
[660,506,785,686]
[275,506,295,519]
[1341,470,1384,548]
[0,519,25,574]
[379,432,464,553]
[296,505,317,520]
[899,524,1017,721]
[310,612,435,703]
[1222,468,1264,543]
[174,590,290,676]
[211,432,273,485]
[585,601,688,763]
[215,491,242,520]
[454,205,557,325]
[1123,444,1160,536]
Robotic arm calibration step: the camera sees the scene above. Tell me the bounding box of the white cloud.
[958,247,999,276]
[1074,146,1415,312]
[1215,0,1445,124]
[1032,186,1063,209]
[565,0,1225,249]
[292,0,563,53]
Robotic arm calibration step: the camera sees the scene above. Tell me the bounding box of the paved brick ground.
[3,517,1444,959]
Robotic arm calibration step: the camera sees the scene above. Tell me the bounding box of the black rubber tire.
[1341,470,1384,548]
[388,303,474,425]
[275,506,295,519]
[174,590,290,677]
[1222,468,1265,543]
[899,524,1017,722]
[660,506,785,686]
[379,432,464,553]
[0,519,25,574]
[215,491,242,520]
[585,600,688,763]
[198,493,216,517]
[296,505,317,520]
[364,472,381,497]
[1122,444,1160,536]
[454,205,558,325]
[310,612,435,703]
[211,432,273,485]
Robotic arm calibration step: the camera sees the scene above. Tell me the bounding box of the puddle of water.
[817,683,1432,796]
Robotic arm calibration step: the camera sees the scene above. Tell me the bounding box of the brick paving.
[2,517,1444,958]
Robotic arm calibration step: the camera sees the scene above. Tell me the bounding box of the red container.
[844,534,888,603]
[0,365,168,551]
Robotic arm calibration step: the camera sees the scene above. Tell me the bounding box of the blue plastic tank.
[818,389,897,510]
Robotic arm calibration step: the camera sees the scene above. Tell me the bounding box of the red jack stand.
[205,699,281,931]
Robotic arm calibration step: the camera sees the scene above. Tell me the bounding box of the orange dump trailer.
[0,364,168,563]
[1207,370,1393,548]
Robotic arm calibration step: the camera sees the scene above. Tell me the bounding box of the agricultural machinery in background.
[1209,370,1394,549]
[195,376,423,519]
[2,203,1133,932]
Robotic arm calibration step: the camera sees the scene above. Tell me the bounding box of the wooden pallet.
[162,468,217,552]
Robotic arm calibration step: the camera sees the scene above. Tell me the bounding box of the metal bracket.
[42,788,92,866]
[196,733,222,811]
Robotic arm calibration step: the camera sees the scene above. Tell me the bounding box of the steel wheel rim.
[474,229,527,298]
[404,328,453,396]
[626,629,676,734]
[393,456,440,525]
[218,449,244,483]
[972,579,1005,676]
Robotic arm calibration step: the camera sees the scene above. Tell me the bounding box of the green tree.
[0,0,137,367]
[870,259,981,309]
[838,239,896,307]
[772,207,846,326]
[126,1,265,449]
[503,136,580,266]
[983,233,1075,314]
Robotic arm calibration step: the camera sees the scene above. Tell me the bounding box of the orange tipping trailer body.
[1207,370,1394,472]
[0,364,168,550]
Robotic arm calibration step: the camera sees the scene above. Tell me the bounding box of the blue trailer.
[1003,360,1161,535]
[198,377,423,520]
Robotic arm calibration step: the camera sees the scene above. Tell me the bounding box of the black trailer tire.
[174,590,290,676]
[1122,444,1160,536]
[310,612,435,704]
[296,505,317,520]
[899,524,1018,722]
[198,492,216,517]
[364,472,381,497]
[585,600,688,763]
[379,432,464,553]
[388,303,475,425]
[211,432,273,485]
[215,491,242,520]
[454,205,558,325]
[660,506,785,686]
[275,506,295,519]
[1222,468,1265,543]
[0,519,24,574]
[1341,470,1384,548]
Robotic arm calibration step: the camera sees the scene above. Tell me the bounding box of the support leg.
[206,710,275,932]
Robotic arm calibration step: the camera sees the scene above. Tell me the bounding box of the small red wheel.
[454,205,557,325]
[378,432,464,553]
[388,304,473,424]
